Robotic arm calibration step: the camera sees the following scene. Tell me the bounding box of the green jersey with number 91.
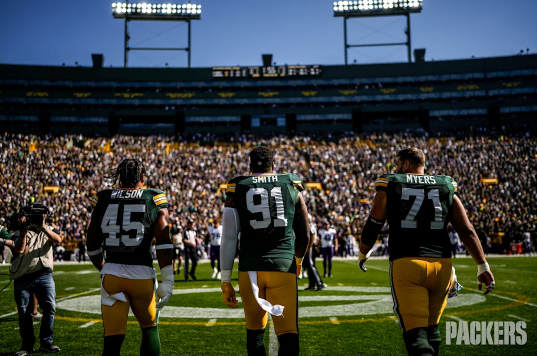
[226,173,304,273]
[375,173,458,261]
[90,188,168,268]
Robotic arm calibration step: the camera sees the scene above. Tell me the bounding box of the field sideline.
[0,256,535,356]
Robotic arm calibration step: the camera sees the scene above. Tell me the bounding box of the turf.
[0,257,535,355]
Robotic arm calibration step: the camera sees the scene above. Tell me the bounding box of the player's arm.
[0,227,16,249]
[152,196,175,310]
[220,195,239,308]
[87,208,105,271]
[334,233,338,252]
[358,190,387,272]
[293,192,311,277]
[450,195,495,294]
[154,208,172,269]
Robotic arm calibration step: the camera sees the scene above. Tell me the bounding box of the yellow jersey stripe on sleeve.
[155,199,168,206]
[227,183,236,187]
[153,193,166,201]
[376,182,388,187]
[377,177,389,182]
[91,196,98,207]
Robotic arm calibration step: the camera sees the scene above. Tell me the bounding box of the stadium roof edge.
[0,54,535,82]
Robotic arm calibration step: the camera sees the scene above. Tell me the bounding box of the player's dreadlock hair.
[249,146,274,172]
[108,158,146,188]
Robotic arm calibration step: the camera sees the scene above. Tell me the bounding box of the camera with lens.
[15,203,52,228]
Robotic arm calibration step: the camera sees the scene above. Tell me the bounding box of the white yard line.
[329,317,340,325]
[448,316,465,322]
[0,311,18,319]
[57,288,101,302]
[80,322,96,328]
[339,260,389,272]
[508,315,529,322]
[205,319,217,326]
[65,287,75,290]
[469,289,537,308]
[268,316,278,356]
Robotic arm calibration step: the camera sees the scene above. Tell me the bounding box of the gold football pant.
[102,274,157,336]
[390,257,452,332]
[238,271,298,336]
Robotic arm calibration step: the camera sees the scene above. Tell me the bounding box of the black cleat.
[40,343,60,353]
[189,272,197,281]
[315,283,328,291]
[304,286,316,291]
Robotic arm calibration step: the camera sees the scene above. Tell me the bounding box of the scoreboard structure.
[212,65,322,79]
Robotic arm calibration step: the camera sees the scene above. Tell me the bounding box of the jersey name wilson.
[110,189,144,199]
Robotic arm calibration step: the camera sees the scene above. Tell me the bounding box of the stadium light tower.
[112,2,202,68]
[333,0,423,65]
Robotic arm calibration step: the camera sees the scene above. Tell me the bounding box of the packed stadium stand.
[1,54,536,256]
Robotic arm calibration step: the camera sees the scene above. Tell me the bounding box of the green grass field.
[1,257,536,355]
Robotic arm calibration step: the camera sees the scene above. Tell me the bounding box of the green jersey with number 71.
[375,173,458,261]
[90,188,168,268]
[225,173,304,273]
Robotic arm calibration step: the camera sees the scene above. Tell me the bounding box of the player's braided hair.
[249,146,274,172]
[108,158,145,188]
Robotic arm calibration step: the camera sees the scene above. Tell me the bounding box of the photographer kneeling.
[11,204,62,355]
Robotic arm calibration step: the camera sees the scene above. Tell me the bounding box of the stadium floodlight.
[334,0,423,65]
[112,2,202,68]
[334,0,422,17]
[112,2,201,20]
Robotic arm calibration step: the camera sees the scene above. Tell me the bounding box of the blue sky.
[0,0,536,68]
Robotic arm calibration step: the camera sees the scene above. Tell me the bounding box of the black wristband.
[361,216,385,246]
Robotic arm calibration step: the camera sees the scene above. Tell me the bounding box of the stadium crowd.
[1,130,536,254]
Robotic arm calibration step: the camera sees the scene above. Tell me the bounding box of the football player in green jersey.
[220,146,310,356]
[358,148,495,356]
[87,159,174,356]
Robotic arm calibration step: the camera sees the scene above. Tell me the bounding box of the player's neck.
[251,170,273,175]
[404,168,425,175]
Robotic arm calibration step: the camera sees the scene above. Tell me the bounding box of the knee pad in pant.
[247,328,266,356]
[277,333,299,356]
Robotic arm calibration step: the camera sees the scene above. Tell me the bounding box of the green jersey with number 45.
[226,173,304,273]
[90,188,168,268]
[375,173,458,261]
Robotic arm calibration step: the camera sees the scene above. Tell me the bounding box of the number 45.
[101,204,145,246]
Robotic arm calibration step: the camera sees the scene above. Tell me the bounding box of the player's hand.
[156,265,175,310]
[221,282,238,308]
[478,270,495,295]
[0,238,5,246]
[358,249,373,272]
[296,264,302,278]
